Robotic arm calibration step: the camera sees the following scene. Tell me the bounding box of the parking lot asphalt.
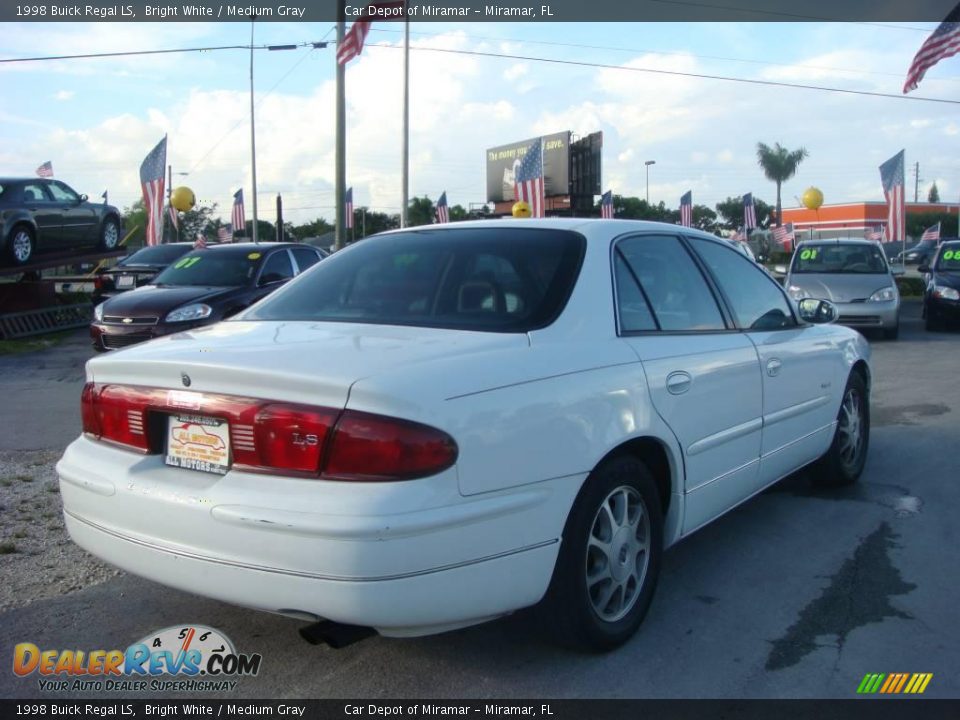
[1,300,958,699]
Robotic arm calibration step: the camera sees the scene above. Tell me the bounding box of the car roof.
[190,242,306,253]
[797,238,879,247]
[376,217,721,240]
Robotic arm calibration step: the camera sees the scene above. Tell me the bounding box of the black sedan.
[919,241,960,331]
[0,177,123,265]
[90,242,325,351]
[896,239,938,265]
[93,242,195,304]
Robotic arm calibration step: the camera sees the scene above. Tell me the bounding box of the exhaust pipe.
[299,620,377,648]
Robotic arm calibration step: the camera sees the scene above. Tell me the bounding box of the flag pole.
[400,7,410,228]
[249,13,260,244]
[335,4,346,250]
[167,164,172,244]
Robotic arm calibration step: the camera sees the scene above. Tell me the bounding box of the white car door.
[614,234,764,535]
[688,236,841,485]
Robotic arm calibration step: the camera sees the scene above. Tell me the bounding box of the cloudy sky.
[1,20,958,225]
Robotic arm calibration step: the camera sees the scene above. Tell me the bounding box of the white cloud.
[503,63,528,82]
[54,90,75,101]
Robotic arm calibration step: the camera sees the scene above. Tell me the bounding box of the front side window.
[690,236,796,331]
[259,251,294,284]
[792,243,889,274]
[46,181,80,203]
[244,228,585,332]
[615,235,726,332]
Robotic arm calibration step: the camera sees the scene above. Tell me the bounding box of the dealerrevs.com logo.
[13,625,262,693]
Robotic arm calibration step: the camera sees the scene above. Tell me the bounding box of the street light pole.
[249,14,259,243]
[645,160,656,205]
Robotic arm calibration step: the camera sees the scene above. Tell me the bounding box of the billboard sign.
[485,132,571,203]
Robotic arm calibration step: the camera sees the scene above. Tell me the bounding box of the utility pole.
[912,161,922,203]
[401,14,410,228]
[249,13,260,243]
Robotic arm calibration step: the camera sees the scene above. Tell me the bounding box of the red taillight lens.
[81,383,458,481]
[81,382,150,452]
[253,404,338,474]
[323,410,458,481]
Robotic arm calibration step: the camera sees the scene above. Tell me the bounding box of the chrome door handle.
[666,371,692,395]
[766,358,782,377]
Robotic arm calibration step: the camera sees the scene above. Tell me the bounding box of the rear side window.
[259,251,294,284]
[291,247,322,272]
[615,235,726,332]
[244,228,585,332]
[120,244,192,266]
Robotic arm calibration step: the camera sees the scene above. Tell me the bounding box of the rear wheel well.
[596,437,672,515]
[851,359,870,392]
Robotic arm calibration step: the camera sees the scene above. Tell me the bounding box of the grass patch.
[45,483,59,493]
[0,542,17,555]
[896,276,926,298]
[0,330,74,356]
[0,479,11,487]
[13,530,27,539]
[16,475,33,483]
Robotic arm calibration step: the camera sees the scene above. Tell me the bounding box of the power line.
[0,41,328,64]
[368,43,960,105]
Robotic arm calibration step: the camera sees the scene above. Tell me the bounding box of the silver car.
[785,239,901,339]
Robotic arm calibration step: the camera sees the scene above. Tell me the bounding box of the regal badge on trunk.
[181,372,191,387]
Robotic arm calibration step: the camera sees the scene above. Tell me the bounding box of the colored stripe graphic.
[858,673,932,694]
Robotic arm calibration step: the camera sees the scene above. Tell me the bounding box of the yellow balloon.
[801,187,823,211]
[512,201,531,218]
[170,186,196,213]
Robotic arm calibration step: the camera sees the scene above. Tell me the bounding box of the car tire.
[8,225,35,265]
[540,455,663,652]
[814,371,869,487]
[99,218,120,251]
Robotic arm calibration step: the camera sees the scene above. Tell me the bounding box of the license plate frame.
[116,274,135,289]
[165,414,230,475]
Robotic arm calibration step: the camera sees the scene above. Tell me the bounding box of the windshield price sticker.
[945,250,956,260]
[247,252,261,260]
[174,257,202,269]
[165,414,230,475]
[800,249,818,260]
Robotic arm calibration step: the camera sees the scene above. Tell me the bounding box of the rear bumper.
[57,435,575,636]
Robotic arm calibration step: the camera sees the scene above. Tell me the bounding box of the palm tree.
[756,142,808,226]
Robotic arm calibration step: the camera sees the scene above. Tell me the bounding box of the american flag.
[514,139,545,218]
[743,193,757,229]
[435,191,449,224]
[772,222,796,251]
[232,189,246,238]
[35,161,53,178]
[679,190,692,227]
[730,227,747,243]
[336,2,404,65]
[345,187,354,229]
[601,190,614,219]
[903,1,960,93]
[167,205,178,231]
[921,221,942,242]
[194,233,206,250]
[879,150,906,242]
[139,137,167,247]
[218,225,233,243]
[864,226,884,241]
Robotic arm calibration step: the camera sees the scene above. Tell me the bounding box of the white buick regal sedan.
[58,219,872,651]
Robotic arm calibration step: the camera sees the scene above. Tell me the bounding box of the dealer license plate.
[165,414,230,475]
[116,274,135,289]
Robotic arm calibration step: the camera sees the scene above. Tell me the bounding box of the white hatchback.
[58,219,872,651]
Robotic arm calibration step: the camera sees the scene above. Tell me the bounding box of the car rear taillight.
[80,383,457,481]
[324,411,458,481]
[81,382,150,452]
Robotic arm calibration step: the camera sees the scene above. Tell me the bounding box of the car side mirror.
[258,273,287,286]
[890,265,905,276]
[78,194,88,203]
[917,264,930,274]
[773,264,787,275]
[797,298,838,324]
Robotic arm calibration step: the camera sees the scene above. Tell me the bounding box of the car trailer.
[0,248,126,340]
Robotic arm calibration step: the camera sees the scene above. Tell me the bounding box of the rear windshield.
[119,244,192,266]
[243,228,586,332]
[153,249,263,287]
[935,245,960,271]
[791,244,888,274]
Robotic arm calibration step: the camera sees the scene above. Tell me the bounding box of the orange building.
[781,202,959,239]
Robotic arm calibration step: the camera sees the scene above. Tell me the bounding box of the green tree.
[292,217,334,240]
[407,196,436,227]
[928,182,940,203]
[907,211,956,240]
[715,196,774,231]
[359,210,400,237]
[756,142,808,226]
[120,199,147,249]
